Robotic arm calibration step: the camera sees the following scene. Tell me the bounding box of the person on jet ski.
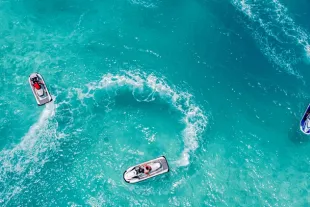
[144,165,152,174]
[31,77,42,90]
[137,164,152,175]
[33,81,41,90]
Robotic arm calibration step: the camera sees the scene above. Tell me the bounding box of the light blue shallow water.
[1,0,310,206]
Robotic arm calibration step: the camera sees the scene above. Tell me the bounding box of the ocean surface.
[1,0,310,206]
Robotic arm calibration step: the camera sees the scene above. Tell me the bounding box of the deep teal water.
[1,0,310,206]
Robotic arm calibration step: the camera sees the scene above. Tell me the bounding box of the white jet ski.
[28,73,53,106]
[300,104,310,135]
[123,156,169,184]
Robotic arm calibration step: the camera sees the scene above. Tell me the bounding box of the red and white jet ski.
[123,156,169,184]
[29,73,52,106]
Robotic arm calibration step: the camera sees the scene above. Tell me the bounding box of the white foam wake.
[76,71,208,166]
[128,0,159,8]
[0,101,58,205]
[231,0,310,75]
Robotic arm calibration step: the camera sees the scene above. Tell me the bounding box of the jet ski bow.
[300,104,310,135]
[123,156,169,184]
[28,73,52,106]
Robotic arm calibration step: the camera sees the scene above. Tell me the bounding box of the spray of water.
[76,71,208,166]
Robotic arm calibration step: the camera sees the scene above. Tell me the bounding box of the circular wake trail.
[76,71,208,166]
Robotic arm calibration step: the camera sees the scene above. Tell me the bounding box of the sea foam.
[76,71,208,167]
[231,0,310,76]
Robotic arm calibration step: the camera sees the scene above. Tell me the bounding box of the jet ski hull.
[300,104,310,135]
[123,156,169,184]
[28,73,53,106]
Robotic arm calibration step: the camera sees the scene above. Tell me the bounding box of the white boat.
[123,156,169,184]
[28,73,53,106]
[300,104,310,135]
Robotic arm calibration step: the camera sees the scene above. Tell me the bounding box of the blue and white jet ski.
[123,156,169,184]
[300,104,310,135]
[29,73,52,106]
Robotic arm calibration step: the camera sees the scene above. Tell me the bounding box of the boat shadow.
[288,121,310,145]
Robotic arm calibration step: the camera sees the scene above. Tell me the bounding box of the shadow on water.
[92,89,184,119]
[288,120,310,145]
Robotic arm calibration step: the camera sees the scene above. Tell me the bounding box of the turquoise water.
[1,0,310,206]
